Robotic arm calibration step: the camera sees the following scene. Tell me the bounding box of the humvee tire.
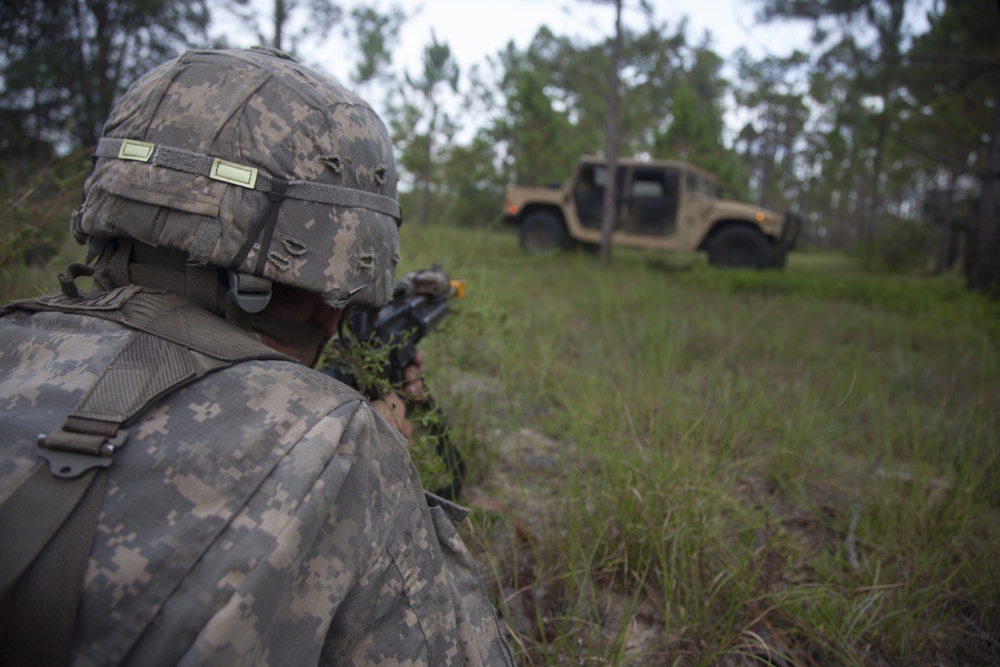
[520,211,568,254]
[707,226,775,269]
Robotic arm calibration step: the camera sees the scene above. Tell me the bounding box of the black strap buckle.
[228,269,272,314]
[37,428,128,479]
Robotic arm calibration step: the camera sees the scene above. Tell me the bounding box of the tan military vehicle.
[503,155,800,268]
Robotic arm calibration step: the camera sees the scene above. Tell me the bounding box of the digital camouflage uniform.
[0,48,515,666]
[0,295,514,665]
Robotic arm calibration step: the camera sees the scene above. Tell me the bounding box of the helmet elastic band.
[94,138,402,223]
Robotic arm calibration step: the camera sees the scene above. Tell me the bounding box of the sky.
[214,0,813,87]
[386,0,810,72]
[210,0,814,146]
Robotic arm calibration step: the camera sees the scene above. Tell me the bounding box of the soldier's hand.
[401,348,427,402]
[371,392,413,444]
[371,349,428,444]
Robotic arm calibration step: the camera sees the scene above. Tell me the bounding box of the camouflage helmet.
[73,47,401,310]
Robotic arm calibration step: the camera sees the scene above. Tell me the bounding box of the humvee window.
[628,167,679,235]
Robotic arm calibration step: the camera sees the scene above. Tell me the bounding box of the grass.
[3,205,997,665]
[398,224,1000,666]
[0,149,91,303]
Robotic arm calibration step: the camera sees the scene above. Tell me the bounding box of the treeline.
[1,0,998,295]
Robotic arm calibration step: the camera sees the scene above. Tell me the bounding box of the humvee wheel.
[708,226,774,269]
[520,211,568,254]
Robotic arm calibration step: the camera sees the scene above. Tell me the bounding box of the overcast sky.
[210,0,814,147]
[213,0,813,85]
[392,0,810,68]
[392,0,808,71]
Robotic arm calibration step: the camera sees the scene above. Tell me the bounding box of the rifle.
[340,267,466,388]
[320,266,467,499]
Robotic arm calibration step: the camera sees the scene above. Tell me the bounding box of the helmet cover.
[74,47,401,308]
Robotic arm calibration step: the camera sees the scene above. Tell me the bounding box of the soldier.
[0,48,515,666]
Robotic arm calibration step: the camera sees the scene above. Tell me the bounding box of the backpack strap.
[0,467,106,665]
[0,288,293,663]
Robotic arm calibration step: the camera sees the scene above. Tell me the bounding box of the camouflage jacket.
[0,290,515,666]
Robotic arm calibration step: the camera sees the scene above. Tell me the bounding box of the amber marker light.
[449,279,467,299]
[755,211,766,222]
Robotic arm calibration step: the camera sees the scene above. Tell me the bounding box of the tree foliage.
[660,48,747,198]
[898,0,1000,294]
[3,0,998,298]
[0,0,209,157]
[468,13,741,190]
[344,4,407,87]
[390,33,460,227]
[224,0,341,54]
[489,29,598,187]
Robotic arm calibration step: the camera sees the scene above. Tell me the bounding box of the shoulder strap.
[0,467,106,665]
[0,289,294,663]
[14,288,292,477]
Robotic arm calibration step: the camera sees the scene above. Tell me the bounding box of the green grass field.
[4,219,997,666]
[400,225,1000,666]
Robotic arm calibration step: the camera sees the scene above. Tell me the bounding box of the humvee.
[503,155,800,268]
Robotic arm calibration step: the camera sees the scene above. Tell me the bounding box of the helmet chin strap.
[227,270,271,313]
[90,238,271,329]
[89,236,327,367]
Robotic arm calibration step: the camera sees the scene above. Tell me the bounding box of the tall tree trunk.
[968,71,1000,298]
[863,111,889,269]
[421,136,432,227]
[273,0,287,51]
[758,129,774,210]
[598,0,622,267]
[420,103,439,227]
[934,174,956,274]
